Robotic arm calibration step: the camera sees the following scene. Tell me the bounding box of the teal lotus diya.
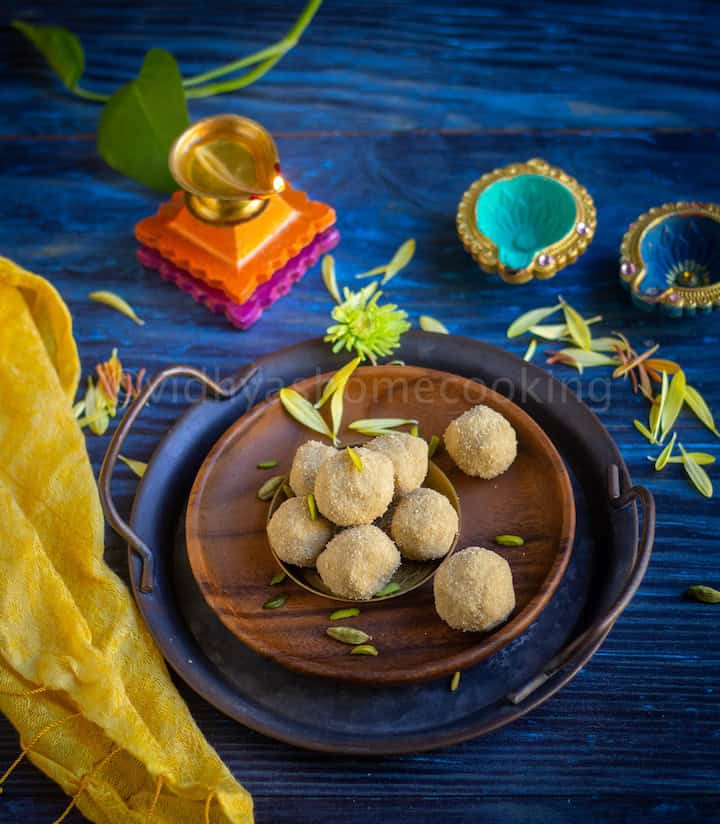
[620,201,720,317]
[456,158,596,284]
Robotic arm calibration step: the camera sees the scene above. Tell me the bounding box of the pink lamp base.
[137,227,339,330]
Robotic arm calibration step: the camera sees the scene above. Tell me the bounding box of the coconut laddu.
[316,524,401,600]
[444,404,517,479]
[433,546,515,632]
[267,496,334,567]
[391,487,458,561]
[314,447,394,526]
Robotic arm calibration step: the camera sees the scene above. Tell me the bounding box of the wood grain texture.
[1,0,719,135]
[185,366,574,685]
[0,0,718,820]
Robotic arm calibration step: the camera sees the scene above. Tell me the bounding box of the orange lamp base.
[135,184,336,306]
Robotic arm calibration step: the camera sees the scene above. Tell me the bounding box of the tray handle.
[506,464,655,705]
[99,364,258,594]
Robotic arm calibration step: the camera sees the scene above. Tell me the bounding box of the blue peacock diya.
[620,201,720,316]
[456,158,596,284]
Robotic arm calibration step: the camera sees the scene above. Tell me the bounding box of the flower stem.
[71,85,110,102]
[183,0,322,98]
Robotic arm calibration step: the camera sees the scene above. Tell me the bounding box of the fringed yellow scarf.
[0,257,253,823]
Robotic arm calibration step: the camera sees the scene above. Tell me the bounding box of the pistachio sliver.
[428,434,442,458]
[307,493,318,520]
[374,581,401,597]
[257,459,279,469]
[686,585,720,604]
[495,534,524,547]
[330,607,360,621]
[450,671,461,692]
[270,572,286,586]
[350,644,378,656]
[346,446,363,471]
[263,594,287,609]
[257,475,285,501]
[326,626,372,645]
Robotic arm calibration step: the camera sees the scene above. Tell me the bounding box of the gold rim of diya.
[456,158,597,285]
[168,114,286,225]
[620,200,720,313]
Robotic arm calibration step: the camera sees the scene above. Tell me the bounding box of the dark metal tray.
[99,333,654,755]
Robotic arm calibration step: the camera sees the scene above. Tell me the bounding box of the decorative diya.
[620,201,720,316]
[456,158,596,284]
[135,114,338,328]
[266,460,461,603]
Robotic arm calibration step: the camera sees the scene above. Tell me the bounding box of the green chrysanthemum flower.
[325,282,410,363]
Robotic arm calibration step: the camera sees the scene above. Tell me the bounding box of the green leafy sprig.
[12,0,321,190]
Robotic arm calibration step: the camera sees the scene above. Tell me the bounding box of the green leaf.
[660,369,686,440]
[279,387,334,442]
[12,21,85,91]
[381,239,415,285]
[559,297,591,350]
[419,315,449,334]
[556,348,619,367]
[654,432,676,471]
[679,444,713,498]
[684,385,720,437]
[506,305,562,338]
[97,49,189,192]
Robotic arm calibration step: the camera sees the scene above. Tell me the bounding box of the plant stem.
[183,0,322,98]
[182,39,293,88]
[71,85,110,102]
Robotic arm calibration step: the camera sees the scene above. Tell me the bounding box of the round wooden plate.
[186,365,575,686]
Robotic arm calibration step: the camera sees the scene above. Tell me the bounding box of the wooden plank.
[1,0,719,136]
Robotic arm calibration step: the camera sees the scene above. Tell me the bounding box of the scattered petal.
[523,339,537,362]
[280,387,334,442]
[560,297,591,350]
[89,290,144,325]
[119,455,147,478]
[507,304,562,338]
[660,369,686,440]
[419,315,449,334]
[684,385,720,437]
[679,444,713,498]
[381,238,415,285]
[654,433,676,471]
[322,255,341,304]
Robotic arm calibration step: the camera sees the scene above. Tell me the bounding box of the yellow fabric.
[0,258,254,823]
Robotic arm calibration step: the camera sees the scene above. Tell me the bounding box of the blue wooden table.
[1,1,719,821]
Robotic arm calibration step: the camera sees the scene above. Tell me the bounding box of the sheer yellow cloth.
[0,258,253,823]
